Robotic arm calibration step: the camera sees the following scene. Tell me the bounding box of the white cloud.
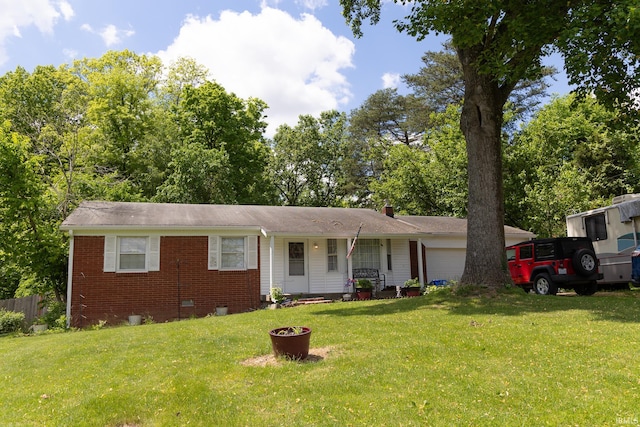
[155,7,354,137]
[81,23,135,47]
[62,47,77,60]
[382,72,400,89]
[296,0,328,11]
[0,0,74,65]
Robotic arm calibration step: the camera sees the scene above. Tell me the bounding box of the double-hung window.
[119,237,147,271]
[103,235,160,273]
[351,239,381,269]
[208,235,258,271]
[327,239,338,272]
[221,237,245,270]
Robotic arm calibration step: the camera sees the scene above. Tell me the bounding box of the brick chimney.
[382,204,394,218]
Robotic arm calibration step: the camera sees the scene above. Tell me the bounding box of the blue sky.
[0,0,571,136]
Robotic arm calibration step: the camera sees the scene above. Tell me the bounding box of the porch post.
[347,237,353,281]
[269,235,275,292]
[417,238,425,286]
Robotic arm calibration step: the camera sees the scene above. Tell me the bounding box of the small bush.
[39,301,67,329]
[0,308,25,334]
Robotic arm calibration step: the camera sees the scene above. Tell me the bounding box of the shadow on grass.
[311,288,640,324]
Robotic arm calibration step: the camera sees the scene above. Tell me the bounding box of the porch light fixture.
[313,242,319,249]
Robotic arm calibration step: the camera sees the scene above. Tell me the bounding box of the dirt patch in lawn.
[241,346,335,367]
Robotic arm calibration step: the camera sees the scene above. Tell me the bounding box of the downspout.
[417,237,425,286]
[633,217,638,247]
[65,231,74,328]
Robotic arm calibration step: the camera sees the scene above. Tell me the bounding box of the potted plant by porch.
[355,278,373,300]
[268,326,312,360]
[403,278,422,297]
[269,286,286,309]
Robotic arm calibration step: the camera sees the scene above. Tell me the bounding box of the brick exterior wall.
[70,235,260,327]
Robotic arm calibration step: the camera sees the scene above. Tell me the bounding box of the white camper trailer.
[566,194,640,286]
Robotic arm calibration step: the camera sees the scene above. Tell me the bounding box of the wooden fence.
[0,295,43,324]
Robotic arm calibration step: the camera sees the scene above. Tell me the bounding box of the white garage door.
[425,248,465,283]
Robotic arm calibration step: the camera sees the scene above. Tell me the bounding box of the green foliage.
[372,104,468,216]
[269,286,286,304]
[0,308,25,334]
[0,51,276,299]
[403,40,554,122]
[356,278,372,289]
[342,0,640,286]
[403,278,420,288]
[270,111,350,206]
[505,94,640,237]
[38,301,67,329]
[175,81,274,204]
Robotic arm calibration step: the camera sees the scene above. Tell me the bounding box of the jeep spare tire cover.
[573,249,597,276]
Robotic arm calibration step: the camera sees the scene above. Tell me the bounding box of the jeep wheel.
[574,282,598,296]
[572,249,597,276]
[533,273,558,295]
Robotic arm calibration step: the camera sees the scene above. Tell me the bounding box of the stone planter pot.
[269,326,312,360]
[32,324,48,332]
[215,305,228,316]
[128,315,142,326]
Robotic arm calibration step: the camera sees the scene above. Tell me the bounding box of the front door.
[285,240,308,293]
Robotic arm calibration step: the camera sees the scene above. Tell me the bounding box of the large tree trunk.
[458,48,512,286]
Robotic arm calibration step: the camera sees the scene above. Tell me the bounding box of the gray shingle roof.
[61,201,534,238]
[397,215,534,237]
[60,201,422,237]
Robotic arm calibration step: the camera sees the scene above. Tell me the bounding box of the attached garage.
[425,248,466,283]
[399,216,535,283]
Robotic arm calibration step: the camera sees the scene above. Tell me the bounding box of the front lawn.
[2,289,640,426]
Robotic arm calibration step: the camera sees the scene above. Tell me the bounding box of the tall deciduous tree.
[160,81,274,204]
[372,104,468,216]
[341,0,640,286]
[270,110,350,207]
[73,50,162,185]
[403,40,554,121]
[0,123,66,301]
[505,94,640,237]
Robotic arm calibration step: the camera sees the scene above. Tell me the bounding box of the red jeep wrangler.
[506,237,602,295]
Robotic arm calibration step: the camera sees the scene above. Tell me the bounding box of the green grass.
[3,289,640,426]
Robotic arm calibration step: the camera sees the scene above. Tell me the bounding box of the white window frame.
[351,238,381,270]
[208,235,258,271]
[327,238,338,272]
[118,236,148,272]
[104,235,160,273]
